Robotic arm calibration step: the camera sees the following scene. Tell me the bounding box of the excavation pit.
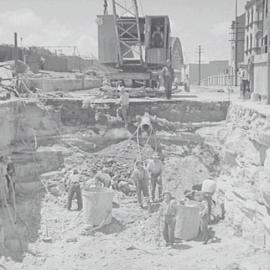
[0,97,270,269]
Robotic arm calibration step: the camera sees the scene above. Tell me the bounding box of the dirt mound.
[162,143,220,200]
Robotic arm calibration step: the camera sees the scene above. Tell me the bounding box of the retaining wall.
[217,103,270,249]
[28,77,102,92]
[44,98,230,126]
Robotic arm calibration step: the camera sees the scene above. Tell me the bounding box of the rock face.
[0,101,64,190]
[215,104,270,248]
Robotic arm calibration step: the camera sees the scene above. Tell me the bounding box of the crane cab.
[145,16,171,68]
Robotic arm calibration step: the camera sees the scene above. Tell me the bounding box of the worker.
[40,57,45,70]
[184,74,190,92]
[202,178,216,223]
[160,191,178,247]
[161,60,174,99]
[66,169,82,211]
[119,84,129,128]
[5,156,15,204]
[0,156,7,207]
[131,161,150,210]
[238,66,250,99]
[0,217,5,256]
[151,26,164,48]
[147,153,163,202]
[94,168,111,188]
[195,192,210,245]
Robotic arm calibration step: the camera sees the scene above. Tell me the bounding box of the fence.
[201,74,240,87]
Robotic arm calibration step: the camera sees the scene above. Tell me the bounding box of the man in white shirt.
[238,67,250,99]
[131,161,150,210]
[66,169,82,211]
[160,191,178,246]
[147,154,163,202]
[119,85,129,128]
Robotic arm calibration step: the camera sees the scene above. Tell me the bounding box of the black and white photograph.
[0,0,270,269]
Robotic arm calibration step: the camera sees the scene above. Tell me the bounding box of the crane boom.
[111,0,143,67]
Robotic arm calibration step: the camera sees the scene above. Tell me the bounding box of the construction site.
[0,0,270,270]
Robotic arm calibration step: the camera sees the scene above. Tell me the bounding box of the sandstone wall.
[28,77,102,92]
[216,103,270,249]
[0,100,64,190]
[44,98,229,126]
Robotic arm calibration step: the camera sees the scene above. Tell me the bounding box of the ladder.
[112,0,144,67]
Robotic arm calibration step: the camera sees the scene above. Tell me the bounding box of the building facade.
[262,0,270,53]
[244,0,264,63]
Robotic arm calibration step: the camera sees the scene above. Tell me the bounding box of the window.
[150,18,165,48]
[246,36,249,51]
[251,9,254,24]
[250,34,253,50]
[247,11,250,26]
[266,0,269,17]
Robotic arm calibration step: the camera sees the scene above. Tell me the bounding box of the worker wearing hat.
[160,191,178,247]
[161,59,174,99]
[66,169,82,211]
[147,153,163,202]
[0,217,5,256]
[131,160,150,210]
[0,156,8,207]
[118,83,129,128]
[94,167,111,188]
[6,156,16,204]
[195,191,210,245]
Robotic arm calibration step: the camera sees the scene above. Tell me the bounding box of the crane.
[98,0,184,88]
[111,0,143,67]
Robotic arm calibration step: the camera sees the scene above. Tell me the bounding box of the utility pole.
[229,0,244,87]
[198,45,202,86]
[14,32,18,72]
[234,0,238,86]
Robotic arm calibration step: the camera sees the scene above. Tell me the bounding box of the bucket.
[175,201,200,240]
[82,188,113,227]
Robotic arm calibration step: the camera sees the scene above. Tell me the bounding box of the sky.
[0,0,248,63]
